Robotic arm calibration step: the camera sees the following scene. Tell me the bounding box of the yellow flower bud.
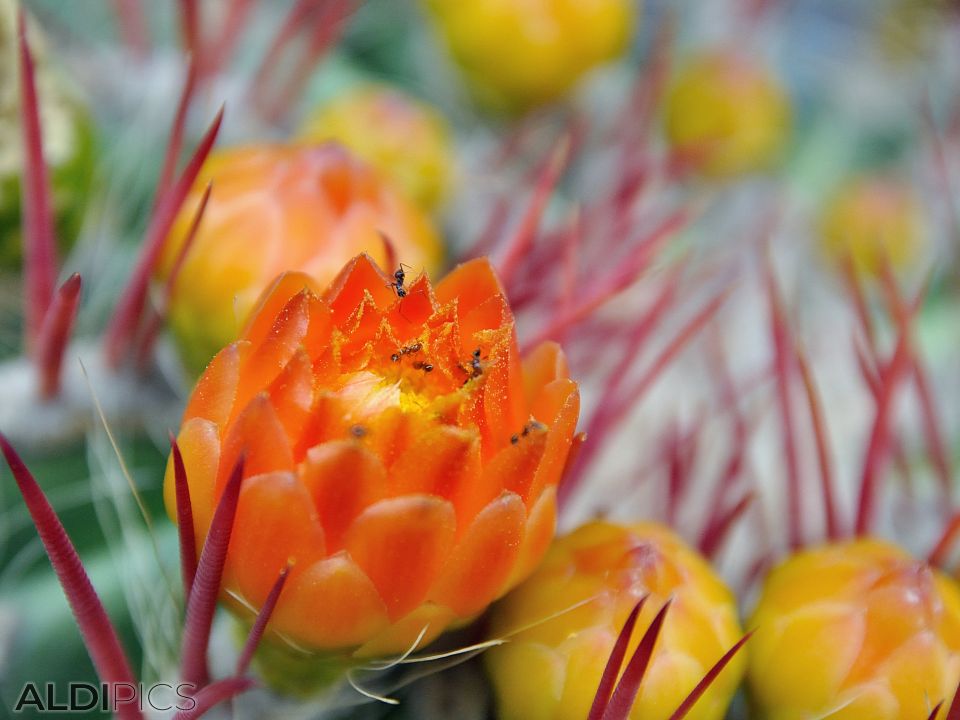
[158,143,444,372]
[298,85,454,211]
[485,521,745,720]
[663,50,790,179]
[748,539,960,719]
[819,175,925,277]
[423,0,634,113]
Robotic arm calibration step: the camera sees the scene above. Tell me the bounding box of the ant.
[467,348,483,378]
[460,348,484,384]
[510,420,546,445]
[387,263,415,298]
[412,361,434,373]
[390,342,423,362]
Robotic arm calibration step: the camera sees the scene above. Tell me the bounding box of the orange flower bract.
[164,254,580,658]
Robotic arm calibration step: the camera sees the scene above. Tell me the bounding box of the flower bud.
[748,539,960,719]
[663,51,790,179]
[486,521,745,720]
[423,0,634,113]
[820,175,924,276]
[299,85,453,211]
[159,143,443,372]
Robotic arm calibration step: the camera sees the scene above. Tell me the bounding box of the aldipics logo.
[12,682,197,714]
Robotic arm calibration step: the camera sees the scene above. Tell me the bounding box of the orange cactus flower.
[158,143,444,372]
[163,254,580,663]
[748,539,960,719]
[485,521,746,720]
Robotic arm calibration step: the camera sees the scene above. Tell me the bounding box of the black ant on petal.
[469,348,483,377]
[387,263,415,298]
[461,348,484,383]
[511,420,547,445]
[391,342,423,363]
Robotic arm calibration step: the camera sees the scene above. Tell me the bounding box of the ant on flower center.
[468,348,483,378]
[390,342,423,363]
[460,348,485,383]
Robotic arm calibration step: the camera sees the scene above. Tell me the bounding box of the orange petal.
[507,487,558,587]
[363,405,437,470]
[242,271,321,350]
[234,290,311,415]
[337,295,386,362]
[429,492,526,616]
[522,342,570,407]
[345,495,456,620]
[183,341,246,428]
[292,390,359,459]
[300,440,387,552]
[353,603,458,659]
[386,272,437,332]
[388,425,480,502]
[164,417,221,541]
[272,553,390,649]
[268,348,314,443]
[481,423,549,503]
[458,294,512,352]
[217,395,295,500]
[456,380,487,439]
[225,471,326,608]
[301,292,334,360]
[324,253,396,324]
[434,257,506,320]
[482,339,528,451]
[529,379,580,502]
[310,337,341,386]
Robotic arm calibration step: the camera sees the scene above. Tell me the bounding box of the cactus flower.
[819,175,925,276]
[748,539,960,719]
[422,0,634,113]
[485,521,745,720]
[158,143,444,372]
[164,254,580,665]
[298,85,454,211]
[663,50,790,179]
